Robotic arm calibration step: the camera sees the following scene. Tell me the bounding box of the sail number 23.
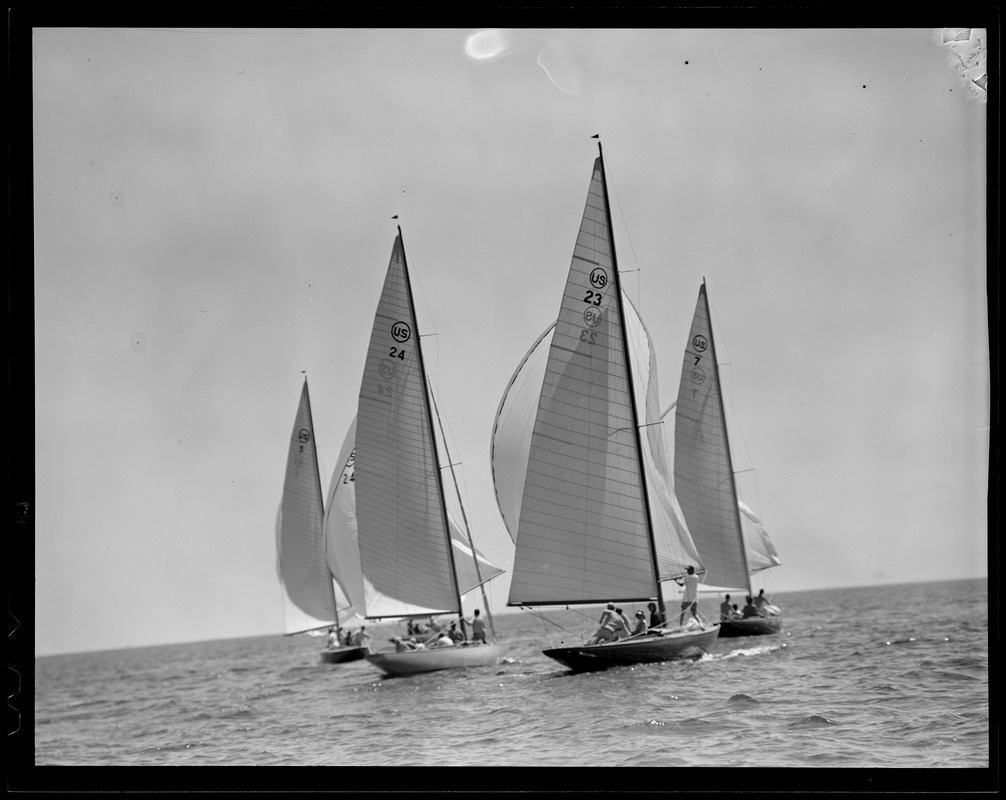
[580,268,607,345]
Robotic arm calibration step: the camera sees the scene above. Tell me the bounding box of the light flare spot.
[465,29,510,61]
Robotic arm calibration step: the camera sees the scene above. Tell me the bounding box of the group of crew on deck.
[586,564,710,645]
[584,564,780,645]
[585,602,667,645]
[324,610,489,654]
[719,589,776,622]
[327,626,371,652]
[390,609,488,652]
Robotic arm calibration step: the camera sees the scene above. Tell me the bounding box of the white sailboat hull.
[365,643,505,677]
[543,625,720,673]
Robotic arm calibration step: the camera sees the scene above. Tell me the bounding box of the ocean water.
[22,579,990,790]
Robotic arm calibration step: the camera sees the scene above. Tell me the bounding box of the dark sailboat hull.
[320,645,368,664]
[543,625,720,673]
[717,616,782,637]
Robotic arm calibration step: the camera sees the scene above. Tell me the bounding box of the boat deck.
[543,625,720,672]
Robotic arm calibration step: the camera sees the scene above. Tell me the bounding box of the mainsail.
[500,155,704,607]
[673,282,781,593]
[275,379,355,635]
[349,231,504,620]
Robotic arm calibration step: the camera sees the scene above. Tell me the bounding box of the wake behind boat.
[673,281,783,637]
[490,141,719,672]
[323,227,507,677]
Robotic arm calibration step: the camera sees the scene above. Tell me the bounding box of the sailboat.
[490,143,720,672]
[275,378,366,664]
[673,280,783,637]
[323,227,507,677]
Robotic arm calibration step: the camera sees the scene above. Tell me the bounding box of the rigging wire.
[707,291,765,515]
[601,154,644,314]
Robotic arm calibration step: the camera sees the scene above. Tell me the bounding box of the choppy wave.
[32,579,989,780]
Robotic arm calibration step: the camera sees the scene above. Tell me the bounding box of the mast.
[429,386,496,642]
[701,278,752,595]
[597,141,667,620]
[397,226,464,614]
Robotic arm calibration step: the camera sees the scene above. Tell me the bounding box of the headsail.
[275,380,339,634]
[505,156,690,606]
[325,416,504,615]
[322,416,367,615]
[490,322,555,545]
[673,282,780,592]
[739,499,781,574]
[352,232,464,618]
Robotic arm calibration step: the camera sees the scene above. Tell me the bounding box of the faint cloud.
[465,29,510,61]
[537,38,584,96]
[935,27,987,102]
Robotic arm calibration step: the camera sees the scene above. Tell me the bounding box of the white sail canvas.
[352,234,460,618]
[275,381,339,634]
[490,147,721,672]
[326,417,503,615]
[492,298,704,589]
[674,283,781,593]
[507,158,656,605]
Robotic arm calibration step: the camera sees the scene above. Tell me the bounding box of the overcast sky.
[31,27,988,656]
